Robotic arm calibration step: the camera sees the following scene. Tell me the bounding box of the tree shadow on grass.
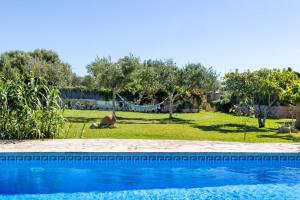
[275,121,294,126]
[193,123,275,134]
[65,116,194,125]
[256,133,295,141]
[193,123,297,141]
[65,117,98,123]
[117,116,194,124]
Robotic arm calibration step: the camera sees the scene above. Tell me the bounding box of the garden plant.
[0,74,64,139]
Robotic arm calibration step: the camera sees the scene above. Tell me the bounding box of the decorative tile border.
[0,153,300,163]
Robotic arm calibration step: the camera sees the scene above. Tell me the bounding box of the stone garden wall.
[62,98,200,113]
[254,105,296,119]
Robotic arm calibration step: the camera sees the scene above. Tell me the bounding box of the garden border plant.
[0,73,64,139]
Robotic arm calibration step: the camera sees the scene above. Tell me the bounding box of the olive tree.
[87,55,140,116]
[282,81,300,129]
[182,63,219,98]
[224,69,298,128]
[139,59,163,96]
[140,59,181,119]
[159,60,182,119]
[140,60,219,119]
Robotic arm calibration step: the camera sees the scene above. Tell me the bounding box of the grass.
[60,109,300,143]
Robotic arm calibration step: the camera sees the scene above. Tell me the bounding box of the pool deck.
[0,139,300,153]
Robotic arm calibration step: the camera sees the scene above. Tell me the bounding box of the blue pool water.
[0,153,300,199]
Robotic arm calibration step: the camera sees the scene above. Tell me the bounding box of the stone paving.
[0,139,300,153]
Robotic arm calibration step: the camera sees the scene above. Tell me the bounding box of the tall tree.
[0,51,31,79]
[71,73,83,86]
[182,63,219,95]
[30,49,61,64]
[141,59,181,119]
[224,69,298,128]
[282,81,300,129]
[87,55,140,116]
[26,57,72,87]
[81,75,95,89]
[139,60,219,119]
[138,59,164,97]
[0,49,72,87]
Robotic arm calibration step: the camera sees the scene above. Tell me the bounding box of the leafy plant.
[211,98,231,112]
[0,74,64,139]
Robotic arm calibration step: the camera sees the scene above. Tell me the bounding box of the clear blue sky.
[1,0,300,75]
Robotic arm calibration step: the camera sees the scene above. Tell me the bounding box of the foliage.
[0,49,72,87]
[287,67,300,78]
[182,63,219,92]
[211,98,231,112]
[139,59,165,95]
[224,69,298,128]
[138,60,219,119]
[26,57,72,87]
[143,59,181,119]
[81,75,95,89]
[281,80,300,129]
[87,55,140,115]
[281,80,300,103]
[71,74,95,88]
[0,74,64,139]
[71,73,82,86]
[0,50,31,79]
[182,63,219,111]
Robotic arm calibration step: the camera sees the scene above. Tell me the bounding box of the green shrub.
[211,98,231,112]
[0,74,64,139]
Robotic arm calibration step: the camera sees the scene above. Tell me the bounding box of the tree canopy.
[182,63,219,94]
[87,55,140,115]
[282,81,300,129]
[282,81,300,103]
[152,59,181,119]
[136,60,219,119]
[0,49,72,87]
[224,68,298,127]
[86,56,219,118]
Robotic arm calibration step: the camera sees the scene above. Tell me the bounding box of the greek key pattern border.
[0,154,299,162]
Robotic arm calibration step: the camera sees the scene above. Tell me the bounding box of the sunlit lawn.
[60,109,300,142]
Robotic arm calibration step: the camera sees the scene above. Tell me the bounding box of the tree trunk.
[296,102,300,130]
[262,106,268,128]
[169,95,174,119]
[257,105,266,128]
[112,91,116,117]
[257,117,265,128]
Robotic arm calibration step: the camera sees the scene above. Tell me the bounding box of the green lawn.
[60,109,300,142]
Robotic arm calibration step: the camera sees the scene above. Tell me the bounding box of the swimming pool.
[0,153,300,199]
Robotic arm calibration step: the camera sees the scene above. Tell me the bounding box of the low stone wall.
[62,99,124,110]
[254,105,296,119]
[62,98,200,113]
[180,108,200,113]
[234,105,296,119]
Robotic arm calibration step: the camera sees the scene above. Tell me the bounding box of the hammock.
[117,94,168,112]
